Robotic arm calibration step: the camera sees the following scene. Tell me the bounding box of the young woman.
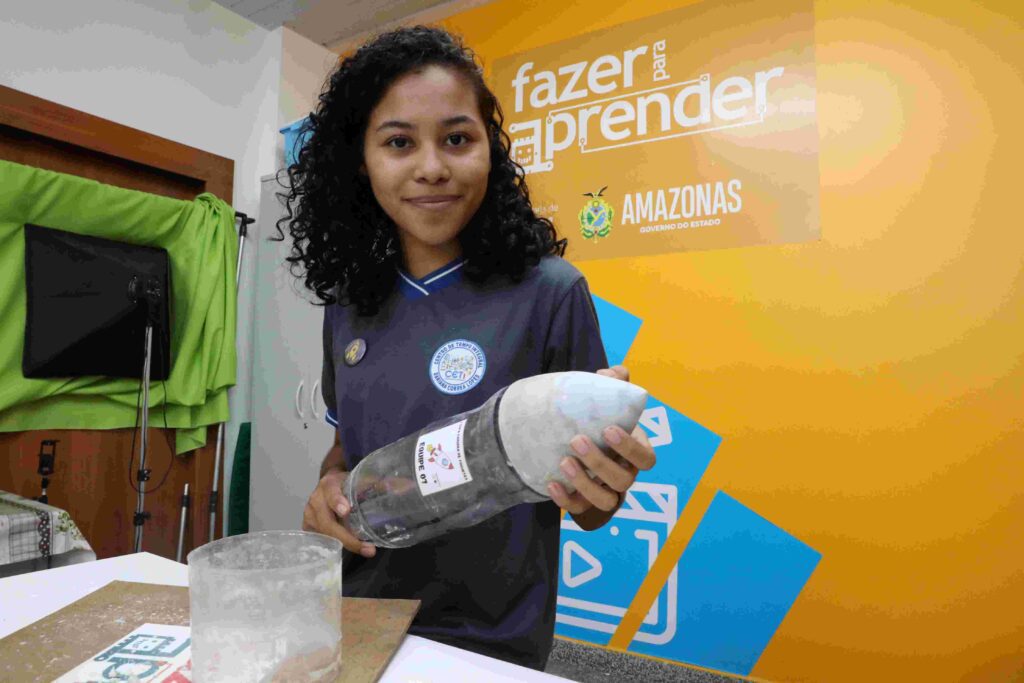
[279,26,655,670]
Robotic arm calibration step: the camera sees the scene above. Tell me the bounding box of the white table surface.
[0,552,569,682]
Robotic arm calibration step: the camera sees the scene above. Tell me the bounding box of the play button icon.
[563,541,603,588]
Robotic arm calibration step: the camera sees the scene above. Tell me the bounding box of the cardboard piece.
[0,580,420,683]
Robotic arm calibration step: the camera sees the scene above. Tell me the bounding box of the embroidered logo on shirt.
[429,339,486,395]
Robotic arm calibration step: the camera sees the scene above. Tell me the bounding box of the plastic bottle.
[344,371,648,548]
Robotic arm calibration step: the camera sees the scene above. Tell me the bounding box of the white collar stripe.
[422,260,467,285]
[398,270,430,296]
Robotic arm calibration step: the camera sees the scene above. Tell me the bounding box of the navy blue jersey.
[321,255,607,670]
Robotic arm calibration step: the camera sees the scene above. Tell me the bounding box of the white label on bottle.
[415,419,472,496]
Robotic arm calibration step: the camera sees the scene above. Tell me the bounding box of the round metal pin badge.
[344,338,366,366]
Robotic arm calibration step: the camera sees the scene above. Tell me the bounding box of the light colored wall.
[276,27,337,171]
[0,0,281,216]
[0,0,283,535]
[280,27,337,127]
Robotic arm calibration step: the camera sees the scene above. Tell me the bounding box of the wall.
[279,27,336,139]
[434,0,1023,681]
[0,0,281,216]
[0,0,283,535]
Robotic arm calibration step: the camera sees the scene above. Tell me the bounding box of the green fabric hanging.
[0,160,237,454]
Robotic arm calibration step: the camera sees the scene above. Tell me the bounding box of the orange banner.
[491,0,819,260]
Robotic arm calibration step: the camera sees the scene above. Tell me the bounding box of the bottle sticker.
[415,419,472,496]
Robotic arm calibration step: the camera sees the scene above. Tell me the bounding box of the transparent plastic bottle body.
[188,531,342,682]
[344,372,648,549]
[345,388,543,548]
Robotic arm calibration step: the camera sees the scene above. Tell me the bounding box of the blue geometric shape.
[632,396,723,514]
[626,491,822,675]
[555,395,722,646]
[280,116,313,167]
[564,292,821,676]
[591,294,643,367]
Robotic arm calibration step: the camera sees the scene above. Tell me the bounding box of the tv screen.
[22,223,172,380]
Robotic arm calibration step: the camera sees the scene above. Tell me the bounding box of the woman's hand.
[547,365,656,530]
[302,466,377,558]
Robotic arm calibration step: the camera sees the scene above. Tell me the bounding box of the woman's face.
[362,65,491,275]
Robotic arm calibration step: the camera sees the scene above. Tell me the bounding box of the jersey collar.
[397,258,467,299]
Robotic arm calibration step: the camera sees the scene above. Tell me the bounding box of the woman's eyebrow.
[375,120,413,132]
[375,114,477,133]
[441,115,475,126]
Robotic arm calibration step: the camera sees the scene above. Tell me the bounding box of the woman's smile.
[404,194,462,209]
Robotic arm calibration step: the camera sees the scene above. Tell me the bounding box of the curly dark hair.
[276,25,566,316]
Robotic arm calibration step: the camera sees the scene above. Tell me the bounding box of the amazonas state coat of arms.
[578,187,614,240]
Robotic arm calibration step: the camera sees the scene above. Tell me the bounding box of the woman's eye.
[387,137,411,149]
[447,133,470,146]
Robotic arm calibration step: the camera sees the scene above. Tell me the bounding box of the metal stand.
[36,440,57,504]
[132,324,154,553]
[208,426,224,543]
[208,213,251,543]
[176,483,191,563]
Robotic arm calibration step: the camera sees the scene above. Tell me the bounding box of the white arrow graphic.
[640,406,673,447]
[563,541,603,588]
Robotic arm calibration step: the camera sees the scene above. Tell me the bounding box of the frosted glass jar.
[188,530,342,682]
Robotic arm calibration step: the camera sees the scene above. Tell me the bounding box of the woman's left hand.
[547,365,656,529]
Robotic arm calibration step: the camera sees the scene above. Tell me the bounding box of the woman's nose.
[414,145,451,184]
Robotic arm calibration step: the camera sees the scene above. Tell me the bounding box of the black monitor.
[22,223,172,380]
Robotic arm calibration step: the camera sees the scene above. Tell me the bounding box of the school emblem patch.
[578,186,614,240]
[430,339,486,395]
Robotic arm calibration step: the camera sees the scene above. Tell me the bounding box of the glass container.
[188,530,342,682]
